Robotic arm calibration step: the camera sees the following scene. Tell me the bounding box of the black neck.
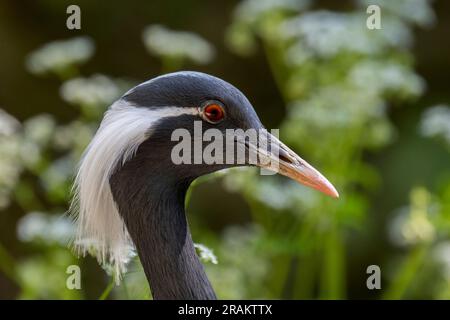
[110,168,216,300]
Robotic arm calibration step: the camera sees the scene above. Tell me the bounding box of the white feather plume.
[70,99,197,280]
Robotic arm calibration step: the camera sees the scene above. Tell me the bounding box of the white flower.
[206,225,270,299]
[60,74,129,107]
[420,105,450,145]
[433,242,450,279]
[0,152,22,209]
[17,212,74,245]
[281,11,412,58]
[358,0,435,27]
[194,243,218,264]
[23,114,56,146]
[0,140,22,185]
[0,109,21,136]
[40,155,75,193]
[26,36,95,75]
[285,42,313,65]
[389,208,433,247]
[142,25,215,64]
[53,121,95,152]
[389,188,436,247]
[18,115,56,170]
[348,61,425,97]
[288,85,385,129]
[0,109,23,209]
[19,140,43,170]
[253,179,318,211]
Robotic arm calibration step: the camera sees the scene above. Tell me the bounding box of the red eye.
[202,102,225,123]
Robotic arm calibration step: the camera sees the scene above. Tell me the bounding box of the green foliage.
[213,0,448,299]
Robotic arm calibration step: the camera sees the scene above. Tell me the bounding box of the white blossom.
[358,0,435,27]
[281,11,412,58]
[420,105,450,145]
[0,109,21,136]
[23,114,56,146]
[26,36,94,75]
[142,25,215,64]
[0,109,23,209]
[194,243,218,264]
[17,212,74,245]
[389,188,436,247]
[53,121,95,152]
[433,242,450,279]
[348,61,425,97]
[60,74,126,107]
[288,85,386,129]
[40,155,75,193]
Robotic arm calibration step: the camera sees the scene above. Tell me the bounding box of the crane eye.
[201,101,225,124]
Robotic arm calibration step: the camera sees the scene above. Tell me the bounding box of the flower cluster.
[142,25,215,65]
[26,36,94,77]
[17,211,74,245]
[0,109,22,209]
[60,74,131,109]
[420,105,450,145]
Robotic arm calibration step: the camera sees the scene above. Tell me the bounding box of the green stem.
[295,253,317,299]
[383,243,429,300]
[121,278,130,299]
[319,223,346,299]
[261,41,288,100]
[0,242,17,283]
[98,278,115,300]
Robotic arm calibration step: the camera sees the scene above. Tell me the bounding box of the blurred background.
[0,0,449,299]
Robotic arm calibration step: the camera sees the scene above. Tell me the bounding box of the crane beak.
[246,131,339,198]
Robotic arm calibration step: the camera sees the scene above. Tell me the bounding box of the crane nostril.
[278,150,294,165]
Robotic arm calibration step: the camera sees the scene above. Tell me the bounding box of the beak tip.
[324,186,339,199]
[330,189,340,199]
[321,179,339,199]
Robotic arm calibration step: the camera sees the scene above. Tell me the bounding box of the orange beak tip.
[319,179,339,199]
[298,178,339,198]
[322,186,339,199]
[330,189,340,199]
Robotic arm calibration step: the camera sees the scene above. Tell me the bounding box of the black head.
[124,71,263,131]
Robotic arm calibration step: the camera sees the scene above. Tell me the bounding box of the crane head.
[121,71,338,198]
[72,71,338,278]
